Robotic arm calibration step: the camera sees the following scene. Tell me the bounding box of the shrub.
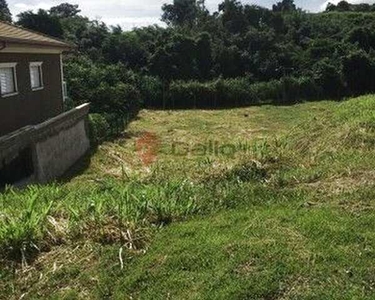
[162,76,321,109]
[90,82,141,117]
[65,57,145,144]
[88,114,110,145]
[215,77,257,107]
[298,76,321,100]
[167,77,259,108]
[64,57,142,116]
[138,76,164,107]
[342,50,375,95]
[248,80,280,103]
[169,80,216,108]
[313,59,344,98]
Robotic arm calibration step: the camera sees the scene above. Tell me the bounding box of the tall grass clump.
[1,171,284,262]
[0,187,58,262]
[66,180,200,230]
[0,179,205,261]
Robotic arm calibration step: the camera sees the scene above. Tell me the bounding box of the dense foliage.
[326,1,375,12]
[0,0,11,22]
[8,0,375,113]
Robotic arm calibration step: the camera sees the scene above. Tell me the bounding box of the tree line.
[0,0,374,137]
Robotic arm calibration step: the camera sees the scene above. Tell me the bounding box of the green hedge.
[159,76,321,109]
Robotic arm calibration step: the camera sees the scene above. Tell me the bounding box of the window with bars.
[30,62,43,90]
[0,63,18,97]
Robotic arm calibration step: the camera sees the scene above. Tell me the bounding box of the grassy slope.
[3,97,375,299]
[81,102,333,182]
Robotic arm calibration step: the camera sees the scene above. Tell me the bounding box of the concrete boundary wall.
[0,103,90,185]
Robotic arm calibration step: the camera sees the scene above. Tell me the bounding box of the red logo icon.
[135,132,160,166]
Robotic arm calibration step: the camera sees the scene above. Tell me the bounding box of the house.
[0,22,90,186]
[0,21,72,136]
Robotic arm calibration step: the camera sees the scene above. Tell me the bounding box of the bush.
[215,77,257,107]
[64,57,142,116]
[167,77,259,108]
[138,76,164,107]
[313,59,344,98]
[342,50,375,95]
[298,76,321,100]
[88,114,110,145]
[95,82,142,115]
[169,80,216,108]
[247,80,280,103]
[86,82,142,141]
[160,76,321,109]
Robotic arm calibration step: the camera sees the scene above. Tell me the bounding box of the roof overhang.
[0,39,74,54]
[0,21,75,54]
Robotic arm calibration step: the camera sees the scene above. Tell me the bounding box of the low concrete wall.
[0,103,90,185]
[35,117,90,183]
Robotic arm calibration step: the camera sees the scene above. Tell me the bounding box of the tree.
[166,34,197,80]
[325,1,373,12]
[272,0,296,12]
[150,47,175,82]
[161,0,198,27]
[17,9,64,38]
[336,1,350,12]
[196,0,210,24]
[347,27,375,52]
[78,20,109,55]
[342,50,375,94]
[354,4,371,12]
[50,3,81,18]
[244,5,272,28]
[150,33,197,81]
[102,32,148,69]
[0,0,12,22]
[196,32,213,79]
[111,25,123,35]
[216,45,243,78]
[313,59,343,98]
[218,0,247,33]
[325,2,336,12]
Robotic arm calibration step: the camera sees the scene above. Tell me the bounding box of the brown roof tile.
[0,21,72,49]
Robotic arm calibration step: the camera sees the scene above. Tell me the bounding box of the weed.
[0,189,53,262]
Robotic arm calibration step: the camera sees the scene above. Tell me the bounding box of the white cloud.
[13,1,55,12]
[9,0,168,30]
[101,16,164,29]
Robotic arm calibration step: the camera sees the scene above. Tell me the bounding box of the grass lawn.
[2,97,375,299]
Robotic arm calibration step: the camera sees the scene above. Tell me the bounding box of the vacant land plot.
[3,97,375,299]
[82,102,336,182]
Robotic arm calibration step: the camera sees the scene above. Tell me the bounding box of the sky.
[6,0,375,30]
